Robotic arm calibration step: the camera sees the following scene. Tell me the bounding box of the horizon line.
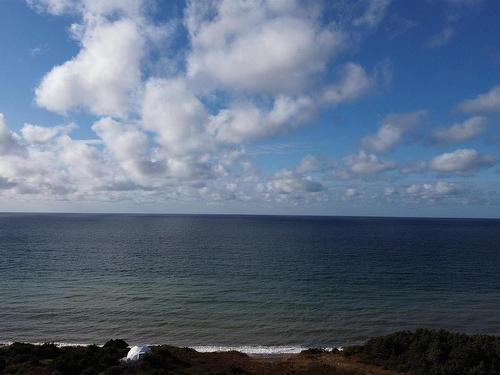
[0,211,499,221]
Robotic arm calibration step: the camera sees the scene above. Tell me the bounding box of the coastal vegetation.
[1,330,500,374]
[348,329,500,375]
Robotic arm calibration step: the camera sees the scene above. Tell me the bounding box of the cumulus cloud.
[296,155,322,174]
[95,115,216,186]
[207,61,376,143]
[0,176,17,190]
[92,117,162,183]
[185,0,344,95]
[31,0,377,149]
[30,0,171,118]
[430,116,487,144]
[429,148,496,175]
[35,18,146,117]
[361,110,427,152]
[0,114,26,157]
[343,187,359,198]
[0,114,132,198]
[405,181,460,202]
[21,123,76,144]
[257,169,325,204]
[13,0,495,212]
[142,78,213,155]
[399,161,428,175]
[337,150,396,179]
[383,186,396,197]
[7,0,394,209]
[208,95,315,143]
[0,113,230,201]
[457,86,500,114]
[322,63,374,104]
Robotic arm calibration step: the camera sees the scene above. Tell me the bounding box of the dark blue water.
[1,214,499,352]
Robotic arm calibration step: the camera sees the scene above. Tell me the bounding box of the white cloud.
[361,110,427,152]
[257,169,325,204]
[424,0,482,50]
[430,116,487,144]
[0,176,17,190]
[27,0,145,17]
[430,148,496,175]
[30,44,48,57]
[399,161,427,174]
[0,114,26,157]
[209,96,314,143]
[91,117,162,183]
[27,0,74,15]
[343,187,358,198]
[322,63,373,104]
[21,123,76,144]
[383,186,396,197]
[457,86,500,114]
[14,0,496,212]
[141,78,213,156]
[185,0,344,95]
[0,114,132,198]
[0,113,225,201]
[30,0,172,118]
[425,26,455,48]
[337,150,396,178]
[207,61,375,144]
[405,181,460,201]
[35,18,146,117]
[31,0,378,152]
[296,155,322,174]
[14,1,384,209]
[353,0,391,29]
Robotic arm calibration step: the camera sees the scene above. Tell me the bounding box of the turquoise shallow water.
[1,214,500,351]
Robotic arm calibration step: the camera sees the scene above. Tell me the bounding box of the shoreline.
[1,329,500,374]
[0,341,394,375]
[0,341,345,355]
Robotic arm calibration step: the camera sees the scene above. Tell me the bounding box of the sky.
[0,0,499,217]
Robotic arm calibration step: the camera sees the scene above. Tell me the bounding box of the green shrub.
[355,329,500,375]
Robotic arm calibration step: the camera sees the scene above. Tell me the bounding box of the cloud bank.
[0,0,497,213]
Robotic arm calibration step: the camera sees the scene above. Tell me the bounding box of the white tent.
[126,345,152,361]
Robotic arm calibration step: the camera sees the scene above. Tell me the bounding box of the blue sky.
[0,0,499,217]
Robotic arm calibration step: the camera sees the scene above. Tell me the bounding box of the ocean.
[1,214,499,353]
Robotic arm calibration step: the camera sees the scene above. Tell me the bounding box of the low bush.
[354,329,500,375]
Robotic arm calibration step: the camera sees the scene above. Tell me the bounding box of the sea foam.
[190,345,338,354]
[0,341,341,354]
